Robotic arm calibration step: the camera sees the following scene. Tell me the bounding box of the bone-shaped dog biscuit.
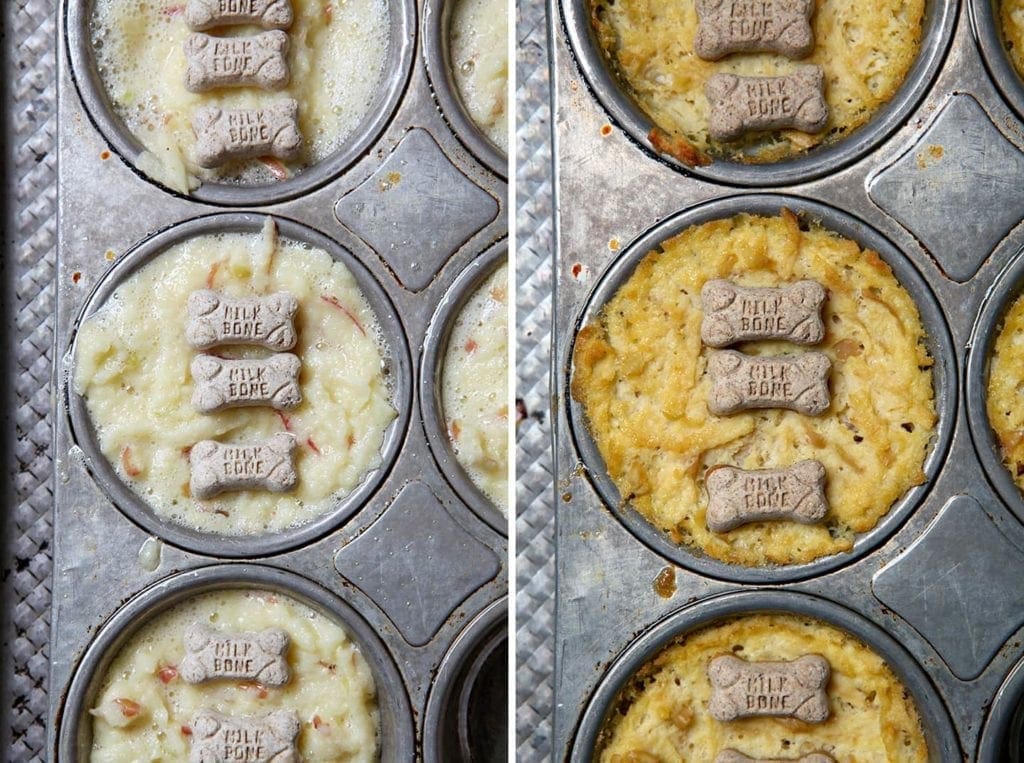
[701,279,826,347]
[186,290,298,351]
[716,751,836,763]
[707,350,831,416]
[708,654,831,723]
[705,460,827,532]
[189,709,299,763]
[186,0,294,31]
[184,31,290,93]
[191,354,302,413]
[189,433,297,499]
[194,100,303,168]
[695,0,815,61]
[706,66,828,142]
[181,623,291,685]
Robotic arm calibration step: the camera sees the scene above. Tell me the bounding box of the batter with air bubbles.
[90,0,389,193]
[442,262,509,513]
[449,0,508,152]
[74,218,396,537]
[89,589,379,761]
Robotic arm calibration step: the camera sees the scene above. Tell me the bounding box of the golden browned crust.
[588,0,925,164]
[571,212,936,567]
[596,614,928,762]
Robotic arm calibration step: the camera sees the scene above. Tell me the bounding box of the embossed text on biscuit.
[707,350,831,415]
[716,750,836,763]
[705,460,827,532]
[708,654,831,723]
[194,100,303,168]
[181,622,291,685]
[186,0,295,31]
[189,433,297,499]
[701,279,826,347]
[705,66,828,142]
[186,290,299,351]
[695,0,815,61]
[184,31,291,93]
[191,354,302,413]
[189,708,299,763]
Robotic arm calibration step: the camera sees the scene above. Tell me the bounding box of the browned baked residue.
[916,144,945,169]
[649,127,712,167]
[653,566,676,598]
[600,124,613,137]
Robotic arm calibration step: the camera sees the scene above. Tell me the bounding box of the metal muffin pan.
[550,0,1024,759]
[571,590,960,761]
[421,240,509,535]
[65,0,417,207]
[50,0,508,757]
[423,596,508,763]
[423,0,508,179]
[567,194,956,586]
[57,563,416,760]
[64,212,414,560]
[560,0,957,187]
[972,0,1024,125]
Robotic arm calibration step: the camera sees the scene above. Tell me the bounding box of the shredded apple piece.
[321,294,367,336]
[120,446,142,477]
[260,157,289,181]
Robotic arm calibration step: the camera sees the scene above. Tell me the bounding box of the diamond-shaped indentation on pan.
[868,94,1024,283]
[335,128,499,292]
[873,494,1024,680]
[335,481,500,647]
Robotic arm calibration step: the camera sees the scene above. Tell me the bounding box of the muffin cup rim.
[566,193,958,584]
[559,0,960,187]
[570,588,961,763]
[64,211,414,559]
[56,562,416,762]
[64,0,418,206]
[420,239,509,535]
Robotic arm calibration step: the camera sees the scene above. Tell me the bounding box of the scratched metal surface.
[50,0,509,759]
[550,0,1024,760]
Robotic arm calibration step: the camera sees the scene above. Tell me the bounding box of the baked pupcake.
[89,589,378,761]
[595,613,928,762]
[986,291,1024,489]
[571,211,936,567]
[74,218,396,537]
[442,262,510,513]
[450,0,509,152]
[91,0,390,192]
[586,0,925,165]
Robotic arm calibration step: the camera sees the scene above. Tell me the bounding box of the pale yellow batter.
[986,290,1024,492]
[572,212,936,567]
[597,613,928,762]
[91,0,389,192]
[442,262,509,513]
[74,218,397,536]
[89,589,378,761]
[450,0,508,153]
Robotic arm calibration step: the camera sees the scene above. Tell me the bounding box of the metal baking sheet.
[550,0,1024,759]
[49,0,509,758]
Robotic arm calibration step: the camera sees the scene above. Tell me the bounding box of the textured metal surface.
[550,0,1024,760]
[51,0,508,759]
[515,0,556,758]
[8,0,58,760]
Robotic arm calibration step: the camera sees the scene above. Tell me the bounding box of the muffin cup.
[421,240,508,534]
[423,0,508,179]
[64,212,413,558]
[559,0,958,186]
[570,589,960,762]
[56,563,415,761]
[567,194,956,584]
[979,652,1024,761]
[972,0,1024,123]
[966,244,1024,528]
[423,596,507,763]
[64,0,416,206]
